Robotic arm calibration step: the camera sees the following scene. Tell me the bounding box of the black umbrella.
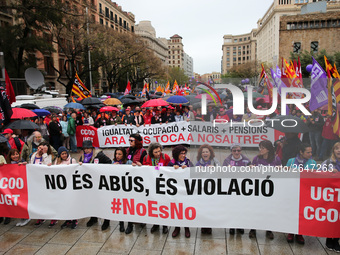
[81,97,102,105]
[6,120,40,130]
[43,106,62,114]
[20,103,40,110]
[121,98,140,105]
[121,95,137,100]
[85,103,105,109]
[0,135,8,143]
[266,115,309,133]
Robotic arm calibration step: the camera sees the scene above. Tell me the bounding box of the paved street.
[0,147,337,255]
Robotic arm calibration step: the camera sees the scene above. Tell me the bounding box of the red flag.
[124,81,131,95]
[5,69,16,104]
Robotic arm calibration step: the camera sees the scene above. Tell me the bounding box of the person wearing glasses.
[168,145,193,238]
[223,143,251,235]
[249,140,281,240]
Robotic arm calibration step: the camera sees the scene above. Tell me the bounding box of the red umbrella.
[195,94,213,100]
[256,95,270,103]
[141,99,169,108]
[100,106,119,113]
[11,108,37,119]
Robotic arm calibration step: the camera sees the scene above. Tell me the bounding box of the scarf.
[335,160,340,172]
[151,158,160,166]
[231,155,243,161]
[294,155,308,168]
[198,158,211,166]
[83,151,93,163]
[175,157,190,167]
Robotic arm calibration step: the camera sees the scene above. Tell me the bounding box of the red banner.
[299,171,340,238]
[76,125,99,148]
[0,164,29,218]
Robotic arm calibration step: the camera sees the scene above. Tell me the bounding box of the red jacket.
[143,153,170,166]
[8,137,25,153]
[322,117,339,140]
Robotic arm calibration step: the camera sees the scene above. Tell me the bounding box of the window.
[99,3,102,14]
[238,46,241,50]
[110,11,113,20]
[233,52,236,56]
[239,38,242,42]
[115,14,118,23]
[227,47,230,50]
[293,42,301,53]
[233,47,236,50]
[238,52,241,55]
[100,18,103,25]
[311,41,318,53]
[119,17,122,26]
[234,39,237,43]
[233,57,236,62]
[227,58,230,61]
[44,56,54,76]
[227,52,230,56]
[105,7,109,18]
[303,22,308,29]
[238,57,241,61]
[123,20,126,29]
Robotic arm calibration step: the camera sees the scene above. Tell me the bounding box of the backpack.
[13,137,22,152]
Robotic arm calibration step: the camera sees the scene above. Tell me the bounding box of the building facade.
[183,52,194,77]
[256,0,340,67]
[200,72,222,84]
[166,34,194,78]
[221,29,257,74]
[135,21,168,66]
[279,10,340,60]
[0,0,135,95]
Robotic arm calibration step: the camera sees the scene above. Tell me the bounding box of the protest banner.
[1,164,339,238]
[76,125,99,148]
[95,121,282,148]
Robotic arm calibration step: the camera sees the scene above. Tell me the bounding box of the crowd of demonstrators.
[0,96,339,250]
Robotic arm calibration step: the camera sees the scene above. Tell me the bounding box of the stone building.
[166,34,194,79]
[279,11,340,60]
[135,21,168,66]
[221,29,257,74]
[256,0,340,67]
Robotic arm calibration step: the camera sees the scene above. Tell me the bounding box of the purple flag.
[276,65,281,78]
[270,68,287,95]
[310,57,328,111]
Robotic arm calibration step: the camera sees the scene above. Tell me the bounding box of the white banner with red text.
[0,164,339,237]
[96,121,283,148]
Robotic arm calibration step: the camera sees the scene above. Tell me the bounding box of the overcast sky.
[121,0,273,75]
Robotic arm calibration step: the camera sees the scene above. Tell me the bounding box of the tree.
[221,61,260,86]
[0,0,65,77]
[167,67,188,86]
[90,28,166,92]
[49,7,89,96]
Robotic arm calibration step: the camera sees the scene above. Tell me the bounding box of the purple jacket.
[252,155,282,166]
[223,154,251,166]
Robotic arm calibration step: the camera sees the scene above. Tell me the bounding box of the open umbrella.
[266,115,309,133]
[64,102,86,110]
[256,95,270,104]
[166,96,189,105]
[11,108,37,119]
[43,106,62,114]
[121,98,140,105]
[32,109,51,117]
[120,95,137,100]
[20,103,40,110]
[103,98,122,105]
[6,120,40,130]
[195,94,214,100]
[244,92,265,99]
[81,97,102,106]
[100,106,119,113]
[141,99,169,108]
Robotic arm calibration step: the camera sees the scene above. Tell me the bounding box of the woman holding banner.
[79,140,112,231]
[168,145,193,238]
[321,142,340,252]
[143,142,171,234]
[53,147,78,229]
[223,143,251,235]
[249,140,281,240]
[195,144,221,235]
[124,134,147,234]
[112,147,131,233]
